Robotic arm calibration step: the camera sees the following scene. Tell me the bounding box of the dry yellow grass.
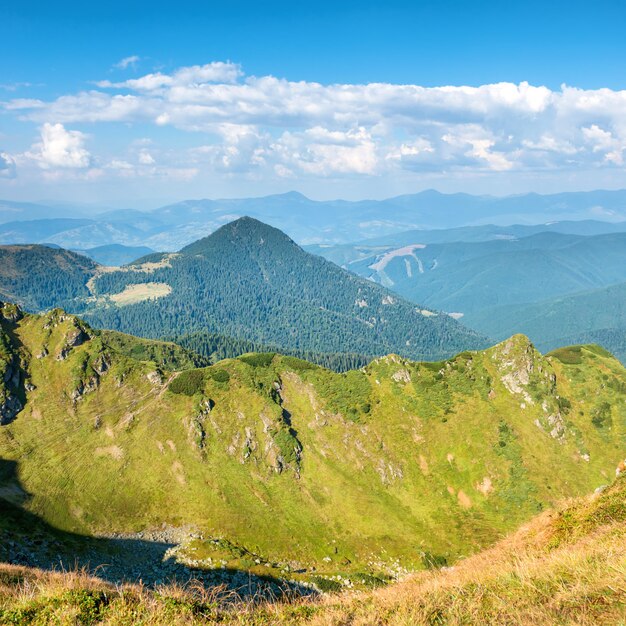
[108,282,172,305]
[1,477,625,625]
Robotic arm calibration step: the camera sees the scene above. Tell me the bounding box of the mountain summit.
[181,216,298,257]
[0,218,489,361]
[84,218,490,360]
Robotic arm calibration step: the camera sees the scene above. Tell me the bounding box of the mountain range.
[2,188,626,252]
[0,218,488,365]
[465,281,626,362]
[310,229,626,363]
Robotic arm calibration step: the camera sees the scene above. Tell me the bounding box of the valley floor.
[1,476,625,625]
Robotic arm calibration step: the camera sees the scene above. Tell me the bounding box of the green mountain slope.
[84,217,489,361]
[311,232,626,316]
[0,302,624,580]
[0,218,488,362]
[0,245,98,311]
[464,281,626,362]
[2,474,624,623]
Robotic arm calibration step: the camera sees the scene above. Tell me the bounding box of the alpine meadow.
[1,2,625,625]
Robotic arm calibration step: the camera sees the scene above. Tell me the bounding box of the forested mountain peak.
[0,220,490,362]
[180,216,298,258]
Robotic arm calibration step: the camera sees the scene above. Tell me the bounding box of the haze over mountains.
[1,187,625,364]
[2,188,626,254]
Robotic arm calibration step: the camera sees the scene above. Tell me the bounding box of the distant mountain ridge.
[1,188,626,250]
[465,281,626,363]
[316,231,626,314]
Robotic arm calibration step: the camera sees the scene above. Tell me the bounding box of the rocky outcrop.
[0,348,24,426]
[187,398,213,451]
[69,351,111,404]
[57,326,91,361]
[0,302,23,323]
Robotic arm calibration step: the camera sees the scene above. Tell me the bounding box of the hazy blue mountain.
[463,282,626,363]
[2,189,626,250]
[0,218,96,244]
[145,189,626,247]
[78,244,155,266]
[307,220,626,265]
[310,232,626,316]
[0,200,83,223]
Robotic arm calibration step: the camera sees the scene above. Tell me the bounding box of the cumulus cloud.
[138,150,155,165]
[6,62,626,180]
[275,127,379,176]
[28,123,91,169]
[0,152,16,178]
[96,61,242,91]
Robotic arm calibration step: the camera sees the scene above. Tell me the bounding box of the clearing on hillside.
[109,282,172,305]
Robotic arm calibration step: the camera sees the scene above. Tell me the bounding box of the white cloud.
[28,123,91,169]
[114,55,140,70]
[275,127,379,176]
[0,152,16,178]
[96,61,242,91]
[582,124,625,165]
[6,62,626,181]
[138,150,155,165]
[442,126,514,171]
[108,159,134,170]
[0,82,34,92]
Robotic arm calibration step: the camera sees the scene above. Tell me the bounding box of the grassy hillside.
[0,301,624,586]
[1,474,624,624]
[97,329,210,371]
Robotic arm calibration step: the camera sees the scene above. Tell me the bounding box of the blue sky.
[2,0,626,207]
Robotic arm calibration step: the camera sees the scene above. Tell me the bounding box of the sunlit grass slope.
[1,474,624,625]
[0,300,625,577]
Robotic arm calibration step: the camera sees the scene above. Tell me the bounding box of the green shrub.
[272,428,301,464]
[354,572,387,588]
[548,346,583,365]
[420,551,448,569]
[281,355,316,371]
[310,576,342,593]
[239,353,276,367]
[557,396,572,414]
[314,370,372,421]
[209,368,230,383]
[591,402,612,429]
[584,344,613,358]
[169,369,206,395]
